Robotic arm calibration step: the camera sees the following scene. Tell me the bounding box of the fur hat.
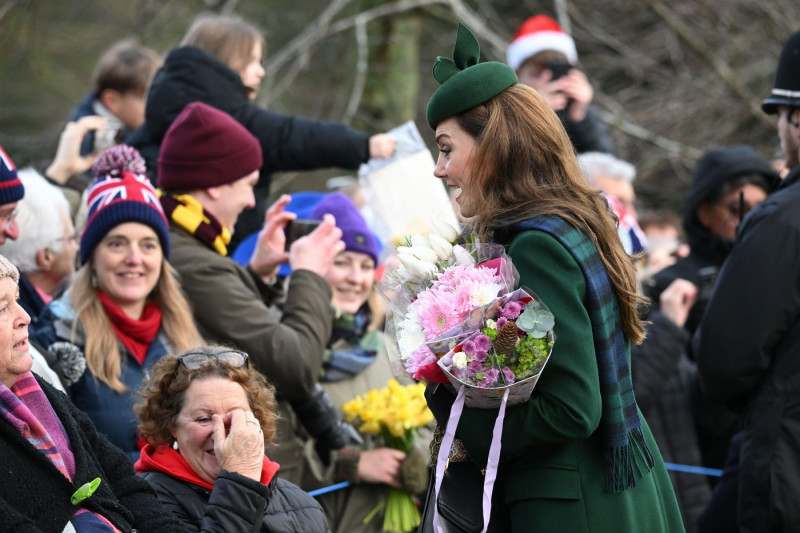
[157,102,263,190]
[81,171,171,265]
[506,15,578,71]
[762,29,800,114]
[309,192,379,264]
[0,254,19,284]
[426,23,518,129]
[0,145,25,205]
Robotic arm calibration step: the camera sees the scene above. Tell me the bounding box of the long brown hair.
[180,14,264,74]
[453,84,645,343]
[70,257,202,393]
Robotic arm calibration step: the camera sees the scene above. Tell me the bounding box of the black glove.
[291,383,362,466]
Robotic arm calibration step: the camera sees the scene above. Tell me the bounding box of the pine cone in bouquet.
[494,319,518,359]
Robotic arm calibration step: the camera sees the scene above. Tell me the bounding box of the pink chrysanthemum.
[474,334,492,354]
[501,301,524,320]
[484,368,500,387]
[404,345,437,375]
[502,367,515,383]
[496,316,508,329]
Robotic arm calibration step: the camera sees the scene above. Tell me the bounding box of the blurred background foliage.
[1,0,799,213]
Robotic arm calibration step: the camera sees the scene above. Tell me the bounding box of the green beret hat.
[426,23,518,130]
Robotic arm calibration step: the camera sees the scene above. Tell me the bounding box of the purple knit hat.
[0,145,25,205]
[309,192,378,264]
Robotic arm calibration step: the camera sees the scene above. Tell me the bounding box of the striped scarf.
[320,307,379,382]
[160,193,231,256]
[0,371,74,479]
[503,215,653,492]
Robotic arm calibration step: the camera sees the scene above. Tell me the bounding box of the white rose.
[452,352,468,369]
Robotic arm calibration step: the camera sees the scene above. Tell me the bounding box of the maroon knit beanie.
[157,102,263,190]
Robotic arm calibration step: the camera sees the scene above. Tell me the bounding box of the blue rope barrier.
[308,481,352,497]
[664,462,723,477]
[306,463,722,498]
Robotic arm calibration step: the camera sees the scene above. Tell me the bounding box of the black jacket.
[694,164,800,532]
[139,469,330,533]
[631,312,710,533]
[559,106,615,154]
[0,375,182,532]
[127,46,371,243]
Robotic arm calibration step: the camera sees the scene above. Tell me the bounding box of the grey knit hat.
[0,254,19,284]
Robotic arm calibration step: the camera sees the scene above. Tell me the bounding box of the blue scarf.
[320,306,379,382]
[501,214,653,492]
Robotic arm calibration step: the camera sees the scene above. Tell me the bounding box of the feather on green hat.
[426,23,518,130]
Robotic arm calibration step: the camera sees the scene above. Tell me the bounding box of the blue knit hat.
[0,145,25,205]
[80,171,170,265]
[309,192,379,264]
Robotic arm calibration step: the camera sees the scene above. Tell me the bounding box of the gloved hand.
[401,445,430,495]
[291,383,362,466]
[45,342,86,387]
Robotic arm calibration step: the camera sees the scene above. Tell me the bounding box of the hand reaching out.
[357,447,407,488]
[369,133,396,159]
[659,278,698,328]
[289,214,344,277]
[249,194,295,281]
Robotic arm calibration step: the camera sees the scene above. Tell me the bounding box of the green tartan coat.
[456,230,685,532]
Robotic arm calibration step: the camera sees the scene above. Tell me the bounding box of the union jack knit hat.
[0,145,25,205]
[80,170,170,265]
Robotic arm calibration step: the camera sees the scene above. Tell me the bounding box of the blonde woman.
[33,146,201,461]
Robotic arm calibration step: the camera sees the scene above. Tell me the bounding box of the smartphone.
[92,125,120,154]
[546,59,573,81]
[284,219,322,251]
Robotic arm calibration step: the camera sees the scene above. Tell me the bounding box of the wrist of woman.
[336,446,361,483]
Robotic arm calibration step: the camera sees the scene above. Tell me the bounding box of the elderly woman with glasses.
[134,345,330,533]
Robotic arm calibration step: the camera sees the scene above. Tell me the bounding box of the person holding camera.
[155,101,358,486]
[507,14,615,154]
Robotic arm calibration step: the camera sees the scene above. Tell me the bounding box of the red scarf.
[98,291,162,365]
[135,443,280,490]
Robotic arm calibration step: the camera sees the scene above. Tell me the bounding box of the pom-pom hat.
[309,192,379,264]
[506,15,578,71]
[762,29,800,115]
[426,23,518,130]
[81,171,171,265]
[158,102,263,190]
[0,145,25,205]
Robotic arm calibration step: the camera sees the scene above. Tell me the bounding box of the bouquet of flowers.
[342,379,434,533]
[377,222,556,532]
[377,222,555,408]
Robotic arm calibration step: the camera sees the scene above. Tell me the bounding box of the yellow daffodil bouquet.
[342,379,434,533]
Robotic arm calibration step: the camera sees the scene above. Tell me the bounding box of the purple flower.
[474,334,492,353]
[473,351,488,364]
[502,366,515,383]
[496,317,508,329]
[467,361,484,376]
[462,340,476,355]
[501,301,523,319]
[484,368,500,387]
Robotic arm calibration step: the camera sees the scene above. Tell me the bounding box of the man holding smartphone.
[506,14,615,154]
[157,101,357,486]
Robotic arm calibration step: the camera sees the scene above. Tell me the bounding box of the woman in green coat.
[422,24,684,532]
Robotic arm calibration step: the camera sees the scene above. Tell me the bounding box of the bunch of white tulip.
[393,221,474,285]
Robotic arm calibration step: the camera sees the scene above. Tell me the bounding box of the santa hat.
[506,15,578,71]
[0,145,25,205]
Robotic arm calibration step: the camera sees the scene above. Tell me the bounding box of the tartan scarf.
[160,194,231,256]
[502,214,653,492]
[320,306,378,382]
[0,371,74,480]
